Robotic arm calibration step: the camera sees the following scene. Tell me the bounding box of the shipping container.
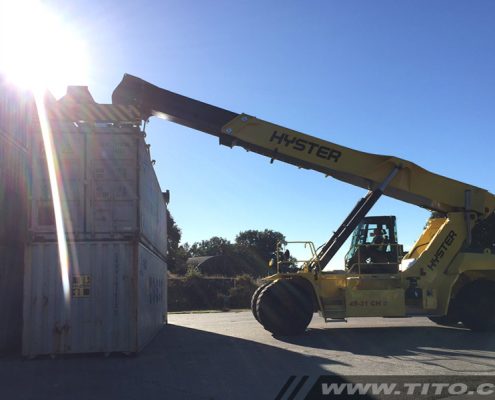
[0,133,29,244]
[30,123,168,256]
[0,245,24,354]
[23,240,167,357]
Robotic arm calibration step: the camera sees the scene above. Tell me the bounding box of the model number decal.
[426,230,457,271]
[269,131,342,163]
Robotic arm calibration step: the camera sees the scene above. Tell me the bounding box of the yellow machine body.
[111,74,495,333]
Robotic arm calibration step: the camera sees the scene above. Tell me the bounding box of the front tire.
[251,282,270,322]
[256,279,313,336]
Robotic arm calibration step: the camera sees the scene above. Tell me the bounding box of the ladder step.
[323,304,346,319]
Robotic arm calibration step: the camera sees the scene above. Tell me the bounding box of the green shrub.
[168,274,261,312]
[227,275,258,309]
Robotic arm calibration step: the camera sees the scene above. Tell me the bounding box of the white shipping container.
[30,123,167,256]
[23,241,167,357]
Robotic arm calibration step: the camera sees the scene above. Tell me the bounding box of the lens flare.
[0,0,89,98]
[34,92,71,304]
[0,0,88,307]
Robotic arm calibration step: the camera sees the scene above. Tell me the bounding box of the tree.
[167,210,188,273]
[189,236,233,257]
[235,229,286,263]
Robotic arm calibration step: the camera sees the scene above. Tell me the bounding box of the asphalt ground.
[0,311,494,399]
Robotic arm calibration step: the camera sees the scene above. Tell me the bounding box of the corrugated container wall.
[0,245,24,354]
[0,77,32,149]
[0,77,33,354]
[23,241,167,356]
[30,123,167,257]
[0,78,32,244]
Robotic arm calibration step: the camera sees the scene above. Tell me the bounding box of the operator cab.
[344,216,402,274]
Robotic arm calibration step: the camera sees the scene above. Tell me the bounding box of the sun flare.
[0,0,84,303]
[0,0,89,98]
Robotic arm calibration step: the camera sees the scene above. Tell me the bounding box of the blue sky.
[46,0,495,267]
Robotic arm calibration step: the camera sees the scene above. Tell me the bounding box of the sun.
[0,0,89,98]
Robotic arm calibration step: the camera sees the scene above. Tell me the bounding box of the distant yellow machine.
[112,74,495,335]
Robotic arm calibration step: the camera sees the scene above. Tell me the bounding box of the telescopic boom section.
[113,74,495,216]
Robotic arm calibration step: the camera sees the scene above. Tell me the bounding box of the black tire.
[251,282,270,323]
[457,280,495,331]
[428,299,461,327]
[428,316,459,327]
[256,279,313,336]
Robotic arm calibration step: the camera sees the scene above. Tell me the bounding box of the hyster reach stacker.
[112,74,495,335]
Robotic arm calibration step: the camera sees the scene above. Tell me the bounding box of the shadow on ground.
[277,325,495,372]
[0,324,347,400]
